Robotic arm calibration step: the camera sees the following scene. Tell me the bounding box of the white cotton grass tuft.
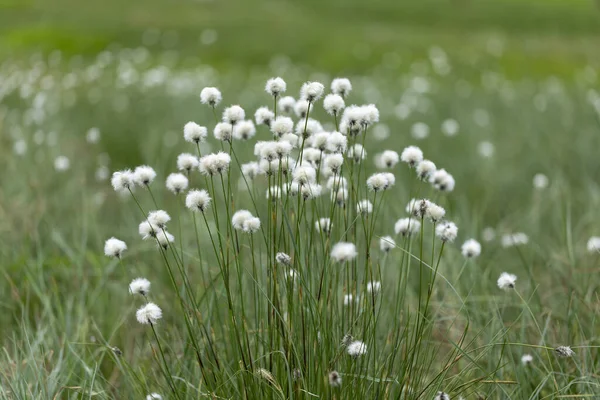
[554,346,575,358]
[241,162,261,180]
[367,281,381,295]
[400,146,423,167]
[111,169,135,193]
[376,150,399,169]
[54,156,70,171]
[434,392,450,400]
[430,169,455,192]
[199,152,231,175]
[425,202,445,223]
[242,217,261,233]
[587,237,600,253]
[200,87,222,107]
[276,252,291,266]
[366,173,393,192]
[331,242,358,263]
[501,232,529,248]
[139,221,158,240]
[278,96,295,113]
[521,354,533,366]
[134,165,157,186]
[435,221,458,242]
[315,218,332,234]
[323,94,345,116]
[328,371,342,387]
[265,77,286,96]
[331,78,352,98]
[416,160,436,181]
[394,218,421,236]
[177,153,199,172]
[156,231,175,249]
[293,165,317,186]
[533,173,549,189]
[255,107,274,126]
[461,239,481,258]
[185,189,211,212]
[148,210,170,229]
[300,81,325,102]
[357,200,373,214]
[222,105,245,125]
[497,272,517,290]
[294,99,310,118]
[343,294,357,306]
[129,278,151,296]
[214,122,233,141]
[482,227,496,242]
[136,302,162,325]
[270,116,294,138]
[165,173,189,194]
[232,210,253,230]
[233,120,256,140]
[104,237,127,258]
[380,236,396,252]
[347,143,366,162]
[327,131,347,153]
[146,393,163,400]
[347,340,367,357]
[323,153,344,176]
[183,122,207,143]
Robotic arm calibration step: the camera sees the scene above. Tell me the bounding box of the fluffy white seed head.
[241,162,261,180]
[394,218,421,236]
[357,199,373,214]
[266,186,283,200]
[111,169,135,193]
[347,340,367,357]
[343,294,357,306]
[436,221,458,242]
[303,148,323,167]
[136,302,162,325]
[294,99,310,118]
[183,122,207,143]
[309,132,329,151]
[214,122,233,141]
[265,77,286,96]
[416,160,436,181]
[497,272,517,290]
[232,210,253,230]
[134,165,157,186]
[425,202,446,223]
[233,120,256,140]
[146,393,163,400]
[588,237,600,253]
[222,105,245,124]
[148,210,171,229]
[327,131,347,153]
[366,173,391,192]
[276,252,291,266]
[555,346,574,357]
[177,153,199,172]
[255,106,275,126]
[185,189,211,212]
[482,227,496,242]
[347,144,366,163]
[242,217,261,233]
[165,173,189,194]
[331,78,352,98]
[328,371,342,387]
[323,153,344,175]
[461,239,482,258]
[155,230,175,248]
[323,94,345,116]
[278,96,295,113]
[363,104,379,126]
[380,236,395,252]
[367,281,381,295]
[331,242,358,262]
[331,187,348,205]
[104,237,127,258]
[296,118,323,138]
[300,183,322,200]
[434,392,450,400]
[300,81,325,102]
[199,152,231,175]
[293,165,317,186]
[139,221,158,240]
[377,150,400,169]
[315,218,332,234]
[400,146,424,167]
[430,169,455,192]
[129,278,150,296]
[200,87,222,106]
[270,116,294,138]
[521,354,533,365]
[501,233,529,248]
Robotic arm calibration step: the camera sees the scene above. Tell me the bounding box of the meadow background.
[1,0,600,399]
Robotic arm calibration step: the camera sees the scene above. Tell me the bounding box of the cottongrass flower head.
[394,218,421,236]
[214,122,233,141]
[300,81,325,102]
[111,169,135,193]
[308,132,329,151]
[347,340,367,357]
[331,187,348,206]
[54,156,70,171]
[136,303,162,325]
[430,168,456,192]
[242,217,261,233]
[200,87,222,107]
[165,173,189,194]
[222,105,245,125]
[156,231,175,249]
[497,272,517,290]
[357,199,373,214]
[233,120,256,140]
[241,162,261,180]
[343,294,357,306]
[134,165,157,186]
[587,236,600,253]
[482,227,496,242]
[276,252,291,266]
[400,146,423,167]
[366,173,393,192]
[199,152,231,175]
[461,239,482,258]
[265,77,286,96]
[328,371,342,387]
[347,143,366,162]
[315,218,332,234]
[434,392,450,400]
[521,354,533,365]
[278,96,295,113]
[255,106,274,126]
[129,278,151,296]
[300,183,322,200]
[293,165,317,186]
[416,160,436,181]
[146,393,163,400]
[501,232,529,248]
[323,153,344,175]
[435,221,458,242]
[367,281,381,295]
[185,189,211,212]
[331,77,352,98]
[554,346,575,358]
[148,210,171,229]
[425,202,445,223]
[232,210,253,230]
[183,122,207,143]
[377,150,399,168]
[139,221,158,240]
[177,153,199,172]
[270,116,294,138]
[331,242,358,263]
[323,94,345,116]
[325,132,346,154]
[380,236,396,252]
[104,237,127,258]
[294,99,310,118]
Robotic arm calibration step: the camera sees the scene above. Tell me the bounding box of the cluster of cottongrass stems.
[105,78,574,399]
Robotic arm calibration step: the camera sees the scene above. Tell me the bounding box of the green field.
[1,1,600,399]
